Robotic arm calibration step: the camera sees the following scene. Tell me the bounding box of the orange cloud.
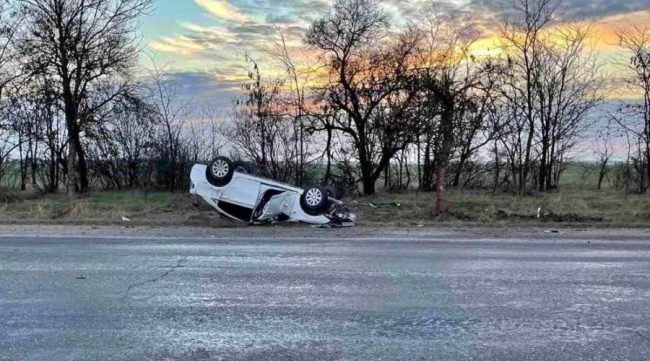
[466,10,650,57]
[591,10,650,49]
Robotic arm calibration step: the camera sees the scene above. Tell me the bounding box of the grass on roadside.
[357,189,650,226]
[0,191,183,223]
[0,186,648,227]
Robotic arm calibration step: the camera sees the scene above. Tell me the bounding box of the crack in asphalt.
[123,259,186,297]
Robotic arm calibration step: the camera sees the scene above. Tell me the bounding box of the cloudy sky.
[141,0,650,110]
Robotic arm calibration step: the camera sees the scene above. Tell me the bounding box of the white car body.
[190,164,353,225]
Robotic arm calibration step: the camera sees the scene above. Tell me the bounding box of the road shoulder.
[1,224,649,241]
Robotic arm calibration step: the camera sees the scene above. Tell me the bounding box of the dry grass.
[0,191,232,226]
[356,189,650,226]
[0,187,648,227]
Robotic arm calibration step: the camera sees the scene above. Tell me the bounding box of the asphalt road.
[1,233,650,361]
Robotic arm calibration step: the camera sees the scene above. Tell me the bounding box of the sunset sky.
[141,0,650,109]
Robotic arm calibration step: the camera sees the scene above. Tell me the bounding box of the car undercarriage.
[190,158,356,226]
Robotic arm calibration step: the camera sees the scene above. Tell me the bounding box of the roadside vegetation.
[0,0,648,227]
[1,164,648,227]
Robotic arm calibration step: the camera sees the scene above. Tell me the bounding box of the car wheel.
[206,156,234,186]
[300,186,329,215]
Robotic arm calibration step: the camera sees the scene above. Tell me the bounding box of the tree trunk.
[31,151,38,188]
[538,135,548,192]
[404,151,411,190]
[69,128,89,193]
[67,135,77,195]
[49,148,58,193]
[389,156,404,189]
[18,141,26,191]
[547,127,557,189]
[324,128,332,184]
[433,99,455,214]
[384,162,390,189]
[435,168,445,215]
[77,141,89,192]
[358,133,377,195]
[597,163,607,190]
[417,140,422,189]
[521,125,534,197]
[63,93,86,194]
[422,139,434,191]
[362,175,375,195]
[453,151,470,188]
[646,142,650,193]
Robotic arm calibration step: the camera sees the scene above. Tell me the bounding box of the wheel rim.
[305,188,323,207]
[211,159,229,178]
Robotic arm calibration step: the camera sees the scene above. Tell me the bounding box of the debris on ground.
[538,212,603,223]
[368,201,401,209]
[335,221,356,228]
[495,208,603,223]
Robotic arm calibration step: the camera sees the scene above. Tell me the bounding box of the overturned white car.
[190,157,355,225]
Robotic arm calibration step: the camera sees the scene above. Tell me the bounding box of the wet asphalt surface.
[1,234,650,361]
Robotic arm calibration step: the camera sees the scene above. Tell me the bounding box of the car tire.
[300,186,329,215]
[206,156,234,187]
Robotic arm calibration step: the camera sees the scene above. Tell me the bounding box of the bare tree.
[18,0,152,194]
[271,31,317,186]
[5,91,43,190]
[147,61,190,192]
[231,56,298,183]
[595,123,614,190]
[535,23,601,191]
[496,0,600,194]
[451,74,504,189]
[86,91,156,189]
[185,107,226,165]
[0,1,23,188]
[306,0,421,195]
[0,123,18,187]
[17,76,69,193]
[499,0,558,196]
[0,0,21,104]
[405,4,501,212]
[615,26,650,193]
